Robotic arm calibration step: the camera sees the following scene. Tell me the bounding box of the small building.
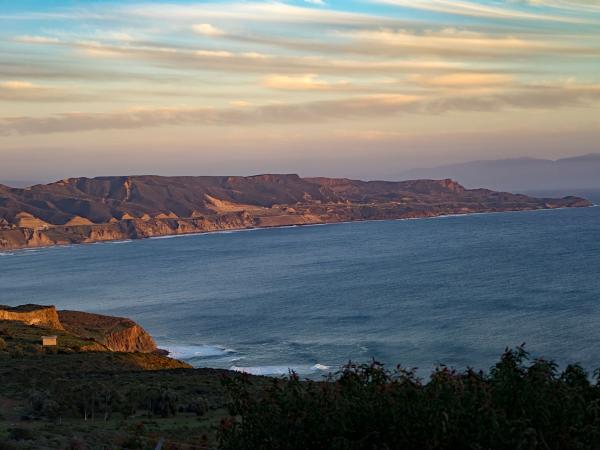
[41,335,57,346]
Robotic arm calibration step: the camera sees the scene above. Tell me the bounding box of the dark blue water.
[1,205,599,378]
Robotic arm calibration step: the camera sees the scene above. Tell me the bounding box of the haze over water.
[2,204,599,378]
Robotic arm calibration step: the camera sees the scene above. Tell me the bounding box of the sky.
[1,0,599,182]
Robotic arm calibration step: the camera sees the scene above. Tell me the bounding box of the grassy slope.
[0,320,251,449]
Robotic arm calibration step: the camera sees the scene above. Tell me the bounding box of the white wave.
[230,365,297,376]
[230,363,331,376]
[0,252,15,256]
[149,233,206,240]
[107,240,133,244]
[166,344,235,359]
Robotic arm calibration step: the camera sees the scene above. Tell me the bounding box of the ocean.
[2,202,600,378]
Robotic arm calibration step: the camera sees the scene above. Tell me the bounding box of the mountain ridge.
[397,153,600,192]
[0,174,591,250]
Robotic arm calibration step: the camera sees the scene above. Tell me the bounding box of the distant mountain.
[0,174,590,250]
[397,154,600,193]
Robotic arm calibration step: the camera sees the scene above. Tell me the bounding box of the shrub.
[44,345,58,355]
[8,427,35,441]
[219,346,600,450]
[181,397,209,416]
[23,344,44,355]
[146,388,178,418]
[9,345,24,359]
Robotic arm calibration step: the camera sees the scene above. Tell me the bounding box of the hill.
[397,154,600,192]
[0,304,161,354]
[0,174,591,250]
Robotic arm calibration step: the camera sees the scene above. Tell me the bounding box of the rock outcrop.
[58,310,157,353]
[0,304,64,330]
[0,174,592,250]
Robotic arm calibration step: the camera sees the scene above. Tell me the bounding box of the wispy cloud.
[339,28,600,58]
[15,35,62,44]
[1,0,599,174]
[0,80,80,102]
[263,74,352,91]
[372,0,598,24]
[2,81,599,135]
[192,23,225,37]
[121,2,401,26]
[407,73,514,87]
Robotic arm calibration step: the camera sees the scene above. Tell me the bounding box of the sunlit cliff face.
[1,0,599,180]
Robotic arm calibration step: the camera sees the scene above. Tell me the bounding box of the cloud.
[117,2,406,27]
[0,96,419,135]
[1,83,599,135]
[339,28,600,58]
[371,0,597,24]
[0,80,77,102]
[1,80,39,90]
[41,38,461,75]
[15,35,61,44]
[229,100,253,107]
[407,73,514,87]
[263,74,351,91]
[192,23,225,37]
[509,0,600,13]
[2,0,599,150]
[195,49,233,58]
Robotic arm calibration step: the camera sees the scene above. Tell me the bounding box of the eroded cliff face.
[0,304,64,330]
[58,310,157,353]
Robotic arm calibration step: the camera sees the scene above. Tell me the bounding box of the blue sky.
[1,0,599,180]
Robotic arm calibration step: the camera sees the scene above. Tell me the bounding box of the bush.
[9,345,24,359]
[181,396,209,416]
[8,427,35,441]
[219,346,600,450]
[27,390,61,420]
[23,344,44,355]
[44,345,58,355]
[146,388,178,418]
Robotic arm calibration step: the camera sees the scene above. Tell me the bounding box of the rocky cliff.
[0,304,157,353]
[0,175,592,250]
[58,310,157,353]
[0,304,64,330]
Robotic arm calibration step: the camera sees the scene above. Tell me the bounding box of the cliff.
[0,175,592,250]
[0,304,157,353]
[58,310,157,353]
[0,304,64,330]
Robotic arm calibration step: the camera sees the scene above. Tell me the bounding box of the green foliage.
[7,427,35,441]
[181,396,210,416]
[28,390,60,420]
[219,346,600,450]
[147,387,179,418]
[23,343,44,355]
[9,345,24,359]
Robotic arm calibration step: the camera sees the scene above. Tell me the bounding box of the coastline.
[1,202,593,254]
[1,175,592,251]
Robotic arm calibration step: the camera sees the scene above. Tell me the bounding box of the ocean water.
[1,204,600,378]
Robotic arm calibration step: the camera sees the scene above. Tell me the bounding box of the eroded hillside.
[0,175,591,249]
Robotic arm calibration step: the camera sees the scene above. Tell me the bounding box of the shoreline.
[1,203,593,255]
